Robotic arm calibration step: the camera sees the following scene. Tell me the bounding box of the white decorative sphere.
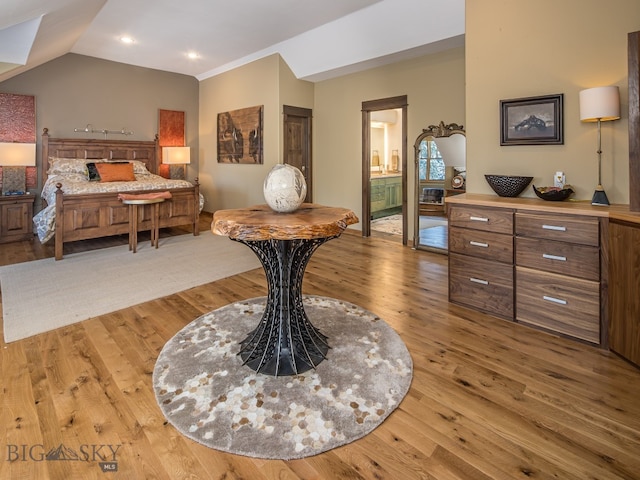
[263,164,307,212]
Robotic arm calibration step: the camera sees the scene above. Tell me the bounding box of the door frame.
[283,105,313,202]
[361,95,408,244]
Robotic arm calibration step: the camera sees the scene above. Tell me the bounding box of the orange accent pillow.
[95,162,136,182]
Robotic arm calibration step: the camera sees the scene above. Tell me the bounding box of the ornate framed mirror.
[413,121,466,252]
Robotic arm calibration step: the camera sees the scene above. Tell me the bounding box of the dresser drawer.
[515,237,599,281]
[516,267,600,344]
[449,253,513,319]
[515,212,599,246]
[450,226,513,263]
[449,205,513,234]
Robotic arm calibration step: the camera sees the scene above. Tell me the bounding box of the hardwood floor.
[2,214,640,479]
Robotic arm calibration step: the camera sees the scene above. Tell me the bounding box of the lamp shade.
[162,146,191,164]
[436,134,466,167]
[0,142,36,166]
[579,86,621,122]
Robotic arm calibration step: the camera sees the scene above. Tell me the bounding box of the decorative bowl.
[484,175,533,197]
[533,185,575,201]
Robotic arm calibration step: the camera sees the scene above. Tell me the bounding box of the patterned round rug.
[153,295,413,460]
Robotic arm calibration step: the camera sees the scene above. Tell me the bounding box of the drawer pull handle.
[470,241,489,248]
[469,277,489,285]
[543,295,567,305]
[542,253,567,262]
[469,216,489,222]
[542,224,566,232]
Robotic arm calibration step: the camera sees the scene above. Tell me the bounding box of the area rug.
[0,233,261,343]
[371,214,404,235]
[153,295,413,460]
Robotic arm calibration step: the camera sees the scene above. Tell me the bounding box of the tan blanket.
[118,191,173,201]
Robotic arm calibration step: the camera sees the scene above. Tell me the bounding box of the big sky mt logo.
[45,444,81,461]
[7,443,121,471]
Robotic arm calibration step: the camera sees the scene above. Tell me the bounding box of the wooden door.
[283,105,312,203]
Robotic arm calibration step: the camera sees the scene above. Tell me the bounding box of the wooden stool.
[120,197,166,253]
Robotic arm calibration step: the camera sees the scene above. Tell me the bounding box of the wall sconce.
[391,150,399,172]
[0,142,36,195]
[371,150,383,173]
[162,146,191,179]
[579,86,621,206]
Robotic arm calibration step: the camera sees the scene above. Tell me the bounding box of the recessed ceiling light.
[120,36,134,44]
[187,52,199,59]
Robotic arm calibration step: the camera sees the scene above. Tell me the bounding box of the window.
[418,139,445,181]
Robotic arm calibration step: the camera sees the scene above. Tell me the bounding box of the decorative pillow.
[95,162,136,182]
[105,160,150,175]
[86,162,102,181]
[47,158,89,175]
[129,160,151,175]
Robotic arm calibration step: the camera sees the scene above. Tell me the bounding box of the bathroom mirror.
[413,121,465,252]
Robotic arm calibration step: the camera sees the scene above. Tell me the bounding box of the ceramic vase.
[263,164,307,212]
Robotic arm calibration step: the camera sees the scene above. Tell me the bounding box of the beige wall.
[313,47,465,234]
[0,53,199,204]
[277,56,315,180]
[198,48,464,233]
[466,0,640,204]
[199,54,304,211]
[278,56,315,111]
[2,1,637,224]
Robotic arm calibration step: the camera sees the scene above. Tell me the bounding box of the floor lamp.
[579,86,621,206]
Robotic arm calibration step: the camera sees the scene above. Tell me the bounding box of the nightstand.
[0,193,34,243]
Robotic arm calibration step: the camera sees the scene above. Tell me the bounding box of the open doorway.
[361,96,408,245]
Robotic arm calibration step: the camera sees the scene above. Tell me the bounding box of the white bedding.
[34,172,203,243]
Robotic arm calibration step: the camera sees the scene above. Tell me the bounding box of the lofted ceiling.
[0,0,464,84]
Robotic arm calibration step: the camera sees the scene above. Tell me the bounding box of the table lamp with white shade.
[437,133,466,189]
[162,146,190,179]
[0,142,36,195]
[579,86,621,206]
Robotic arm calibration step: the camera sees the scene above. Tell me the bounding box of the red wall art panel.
[0,93,37,189]
[158,109,185,178]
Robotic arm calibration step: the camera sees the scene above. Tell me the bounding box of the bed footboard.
[54,182,199,260]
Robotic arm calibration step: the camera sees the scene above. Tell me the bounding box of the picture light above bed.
[73,124,134,139]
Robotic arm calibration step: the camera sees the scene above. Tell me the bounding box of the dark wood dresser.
[447,194,639,356]
[608,211,640,367]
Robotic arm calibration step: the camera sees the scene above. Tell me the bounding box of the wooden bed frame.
[41,128,200,260]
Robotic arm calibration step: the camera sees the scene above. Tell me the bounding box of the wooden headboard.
[41,127,160,181]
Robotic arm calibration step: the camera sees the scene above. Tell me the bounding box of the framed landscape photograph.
[500,94,563,145]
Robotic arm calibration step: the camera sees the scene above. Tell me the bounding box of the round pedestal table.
[213,203,358,376]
